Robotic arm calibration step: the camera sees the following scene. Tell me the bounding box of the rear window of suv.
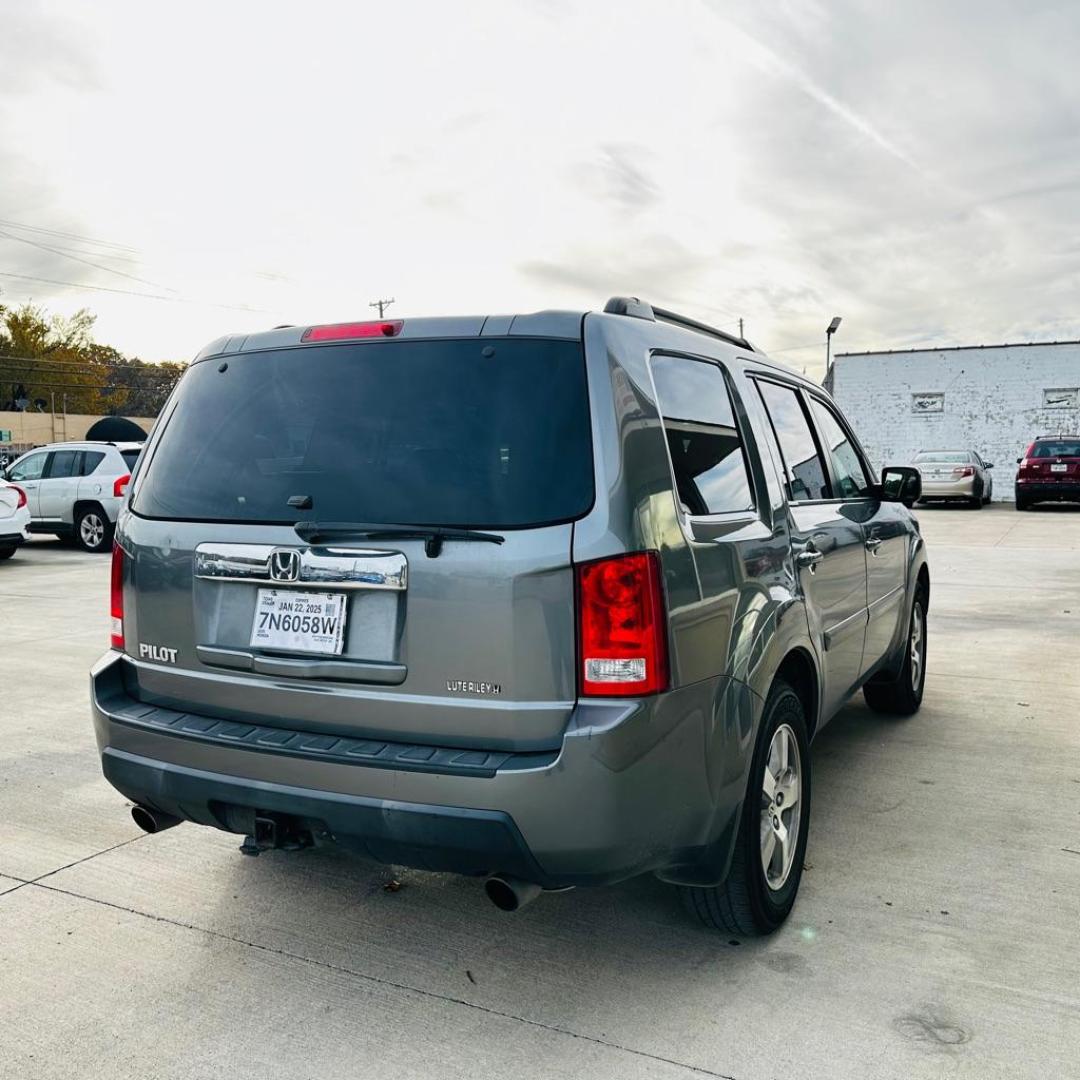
[1032,440,1080,457]
[132,338,594,529]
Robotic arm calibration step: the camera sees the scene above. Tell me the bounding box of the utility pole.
[739,318,744,338]
[370,298,396,318]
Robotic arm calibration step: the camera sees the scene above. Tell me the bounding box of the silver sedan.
[913,449,994,507]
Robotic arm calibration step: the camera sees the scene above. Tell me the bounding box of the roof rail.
[602,296,753,351]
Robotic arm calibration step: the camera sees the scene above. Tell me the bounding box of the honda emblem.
[269,549,301,583]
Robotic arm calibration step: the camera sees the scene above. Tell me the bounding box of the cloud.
[0,2,98,93]
[519,235,708,297]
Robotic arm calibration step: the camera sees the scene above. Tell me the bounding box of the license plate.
[251,589,347,654]
[1051,463,1068,473]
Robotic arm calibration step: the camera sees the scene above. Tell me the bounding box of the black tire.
[863,590,927,716]
[0,546,15,560]
[680,680,811,936]
[969,497,983,509]
[1015,494,1029,511]
[73,505,114,553]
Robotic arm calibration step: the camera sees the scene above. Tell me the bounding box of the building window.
[1043,388,1079,409]
[912,392,944,414]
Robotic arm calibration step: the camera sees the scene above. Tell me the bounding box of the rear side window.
[45,450,80,478]
[120,449,141,470]
[756,381,830,502]
[650,354,754,516]
[807,397,871,498]
[81,451,106,476]
[133,338,594,529]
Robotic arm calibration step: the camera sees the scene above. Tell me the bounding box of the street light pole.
[825,316,842,381]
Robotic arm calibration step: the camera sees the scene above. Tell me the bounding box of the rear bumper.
[91,652,754,887]
[918,478,977,499]
[1016,481,1080,502]
[0,531,27,547]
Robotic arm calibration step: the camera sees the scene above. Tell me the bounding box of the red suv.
[1015,435,1080,509]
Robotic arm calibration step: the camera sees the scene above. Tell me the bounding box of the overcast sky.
[1,0,1078,377]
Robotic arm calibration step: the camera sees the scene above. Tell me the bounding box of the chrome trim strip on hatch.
[194,543,408,591]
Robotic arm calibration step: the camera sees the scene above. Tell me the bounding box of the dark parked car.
[1015,436,1080,509]
[91,297,929,936]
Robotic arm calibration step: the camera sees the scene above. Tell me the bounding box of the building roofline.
[836,339,1080,358]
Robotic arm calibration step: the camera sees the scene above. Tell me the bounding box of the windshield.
[132,337,594,528]
[1032,440,1080,458]
[914,452,970,463]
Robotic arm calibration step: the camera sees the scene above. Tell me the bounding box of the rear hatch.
[122,331,594,751]
[1021,439,1080,484]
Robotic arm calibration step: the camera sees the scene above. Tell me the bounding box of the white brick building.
[826,341,1080,500]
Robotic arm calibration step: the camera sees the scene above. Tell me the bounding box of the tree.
[0,301,184,416]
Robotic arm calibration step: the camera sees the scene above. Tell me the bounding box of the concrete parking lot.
[2,506,1078,1080]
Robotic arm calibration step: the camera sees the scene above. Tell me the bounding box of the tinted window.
[1033,440,1080,458]
[756,381,829,501]
[133,338,594,528]
[808,397,871,498]
[81,451,106,476]
[650,355,754,515]
[9,452,47,482]
[46,450,81,478]
[120,449,141,470]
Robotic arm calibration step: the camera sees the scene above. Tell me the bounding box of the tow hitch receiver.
[239,813,314,856]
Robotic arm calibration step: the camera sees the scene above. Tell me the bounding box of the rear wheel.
[1015,493,1030,511]
[864,591,927,715]
[680,680,811,936]
[0,546,15,560]
[74,505,113,553]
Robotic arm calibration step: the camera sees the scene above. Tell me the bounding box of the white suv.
[3,441,142,552]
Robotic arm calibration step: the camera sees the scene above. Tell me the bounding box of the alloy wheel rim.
[760,723,802,891]
[81,514,104,547]
[910,602,925,690]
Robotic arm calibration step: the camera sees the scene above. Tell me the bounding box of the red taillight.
[10,484,27,510]
[301,320,404,342]
[953,466,975,477]
[576,551,669,697]
[113,473,130,498]
[110,543,124,650]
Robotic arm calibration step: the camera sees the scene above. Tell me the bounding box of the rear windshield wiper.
[294,521,505,558]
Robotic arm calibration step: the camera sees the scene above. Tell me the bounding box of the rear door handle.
[865,537,883,554]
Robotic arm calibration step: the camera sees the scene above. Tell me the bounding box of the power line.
[0,369,178,390]
[0,217,140,255]
[0,269,267,314]
[0,353,182,375]
[0,228,179,294]
[370,298,395,318]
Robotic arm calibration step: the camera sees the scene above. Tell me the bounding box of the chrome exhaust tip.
[483,874,543,912]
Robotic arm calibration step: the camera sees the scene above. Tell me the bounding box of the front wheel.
[74,505,114,553]
[680,680,811,936]
[864,591,927,715]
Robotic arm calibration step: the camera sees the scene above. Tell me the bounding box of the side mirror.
[985,462,994,469]
[881,465,921,508]
[1016,457,1022,465]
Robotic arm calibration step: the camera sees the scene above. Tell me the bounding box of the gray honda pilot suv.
[91,297,928,935]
